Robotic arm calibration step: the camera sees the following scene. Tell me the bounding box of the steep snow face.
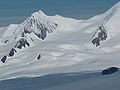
[105,3,120,37]
[0,2,120,80]
[90,1,120,37]
[1,24,19,43]
[82,1,120,47]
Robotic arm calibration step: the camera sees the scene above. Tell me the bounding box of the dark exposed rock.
[92,25,107,47]
[15,38,30,49]
[41,29,47,40]
[5,40,8,43]
[1,56,7,63]
[24,28,30,34]
[35,23,47,40]
[30,37,34,41]
[9,48,17,57]
[21,32,25,37]
[92,38,100,47]
[37,54,41,60]
[54,23,58,27]
[102,67,119,75]
[34,29,47,40]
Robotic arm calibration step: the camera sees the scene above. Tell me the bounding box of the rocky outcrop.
[9,48,17,57]
[15,38,30,49]
[92,25,107,47]
[1,56,7,63]
[102,67,119,75]
[24,28,30,34]
[1,48,17,63]
[4,40,8,43]
[37,54,41,60]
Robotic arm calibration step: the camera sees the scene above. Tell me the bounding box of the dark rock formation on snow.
[33,23,48,40]
[24,28,31,34]
[102,67,119,75]
[37,54,41,60]
[15,38,30,49]
[9,48,17,57]
[92,25,107,47]
[4,40,8,43]
[1,56,7,63]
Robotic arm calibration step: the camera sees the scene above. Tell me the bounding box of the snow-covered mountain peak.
[102,1,120,37]
[31,10,47,19]
[113,1,120,8]
[9,10,60,41]
[38,10,46,16]
[105,1,120,17]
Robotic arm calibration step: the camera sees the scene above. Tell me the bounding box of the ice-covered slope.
[0,1,120,81]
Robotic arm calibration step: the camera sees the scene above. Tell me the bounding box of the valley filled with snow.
[0,1,120,90]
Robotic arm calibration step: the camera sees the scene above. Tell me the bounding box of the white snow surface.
[0,1,120,81]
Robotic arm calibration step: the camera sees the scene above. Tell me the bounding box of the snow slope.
[0,1,120,81]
